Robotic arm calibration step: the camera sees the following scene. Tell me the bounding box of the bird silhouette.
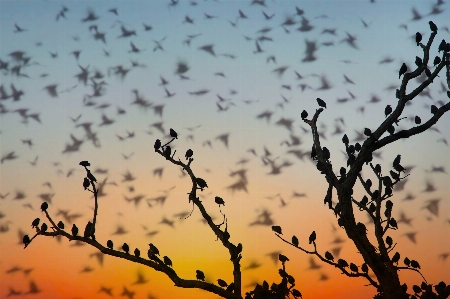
[307,257,322,270]
[25,280,41,294]
[199,44,216,56]
[196,270,205,281]
[132,271,149,285]
[403,232,417,244]
[98,286,113,296]
[303,40,317,62]
[422,199,440,216]
[121,286,135,299]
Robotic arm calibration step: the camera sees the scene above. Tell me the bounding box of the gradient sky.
[0,1,449,299]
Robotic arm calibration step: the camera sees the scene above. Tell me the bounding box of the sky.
[0,0,449,299]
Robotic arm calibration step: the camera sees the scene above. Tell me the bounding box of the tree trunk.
[340,192,407,299]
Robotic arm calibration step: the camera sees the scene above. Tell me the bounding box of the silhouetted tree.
[272,24,450,299]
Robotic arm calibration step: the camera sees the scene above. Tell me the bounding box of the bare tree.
[273,23,450,299]
[22,24,450,299]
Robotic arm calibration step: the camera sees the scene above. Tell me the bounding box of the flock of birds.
[1,0,449,298]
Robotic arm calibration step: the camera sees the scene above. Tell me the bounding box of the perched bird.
[148,243,159,255]
[279,254,289,263]
[301,110,308,119]
[71,224,78,236]
[385,105,392,117]
[83,177,90,190]
[84,221,94,238]
[431,105,438,114]
[404,257,411,266]
[107,239,113,249]
[410,260,421,269]
[392,252,400,264]
[196,270,205,281]
[271,225,282,234]
[217,279,228,287]
[415,32,422,46]
[23,235,31,247]
[134,248,140,257]
[399,63,407,79]
[325,251,334,261]
[309,231,316,244]
[429,21,438,32]
[349,263,358,273]
[316,98,327,108]
[163,146,172,159]
[122,243,130,254]
[163,256,172,267]
[185,149,193,160]
[196,178,208,190]
[361,263,369,273]
[337,258,349,268]
[41,202,48,212]
[31,218,40,228]
[433,56,441,66]
[57,221,64,229]
[154,139,161,151]
[415,56,423,67]
[292,235,299,247]
[322,147,330,160]
[170,128,178,139]
[215,196,225,206]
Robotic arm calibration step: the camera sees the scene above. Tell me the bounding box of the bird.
[337,258,349,268]
[309,231,316,244]
[272,225,282,234]
[134,248,141,257]
[1,151,18,164]
[399,63,407,78]
[262,11,275,20]
[31,218,40,228]
[57,221,64,229]
[14,23,27,33]
[122,243,130,254]
[107,240,113,249]
[279,254,289,263]
[163,256,172,267]
[429,21,438,32]
[422,199,440,216]
[385,105,392,117]
[215,196,225,206]
[392,252,400,264]
[98,286,113,296]
[196,270,205,281]
[316,98,327,108]
[148,243,159,256]
[71,224,79,236]
[199,44,216,56]
[403,232,417,244]
[132,271,148,285]
[25,280,41,294]
[216,133,230,148]
[238,9,248,19]
[253,41,264,54]
[307,257,322,270]
[23,235,31,247]
[121,286,135,299]
[196,178,208,190]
